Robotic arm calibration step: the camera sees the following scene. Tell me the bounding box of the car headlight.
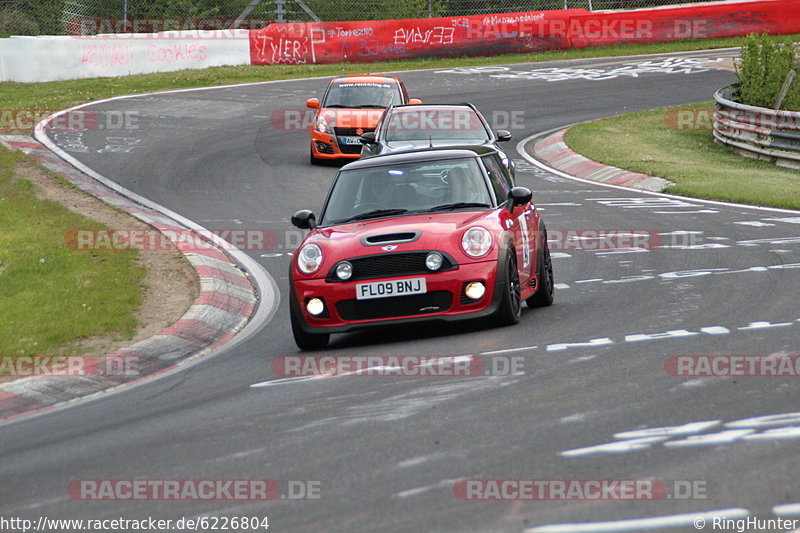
[335,261,353,280]
[461,227,492,257]
[315,115,330,133]
[425,251,443,271]
[297,243,323,274]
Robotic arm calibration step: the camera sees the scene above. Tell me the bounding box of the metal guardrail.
[713,84,800,170]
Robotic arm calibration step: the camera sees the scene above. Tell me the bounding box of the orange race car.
[306,76,420,164]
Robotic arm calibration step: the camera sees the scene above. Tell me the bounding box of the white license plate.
[356,278,427,300]
[340,136,363,145]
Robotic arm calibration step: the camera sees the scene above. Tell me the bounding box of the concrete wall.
[0,30,251,83]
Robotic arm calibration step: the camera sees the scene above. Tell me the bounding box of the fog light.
[465,281,485,300]
[307,298,325,316]
[425,251,443,271]
[336,261,353,280]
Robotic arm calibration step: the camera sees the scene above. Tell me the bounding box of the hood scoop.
[361,231,421,246]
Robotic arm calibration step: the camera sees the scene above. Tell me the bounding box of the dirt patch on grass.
[14,156,199,357]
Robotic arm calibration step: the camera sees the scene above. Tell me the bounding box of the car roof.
[340,146,498,170]
[331,76,398,84]
[388,104,477,112]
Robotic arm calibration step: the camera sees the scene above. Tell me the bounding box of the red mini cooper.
[306,75,420,164]
[289,146,554,349]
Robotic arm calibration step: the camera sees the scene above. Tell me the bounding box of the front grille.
[460,283,474,306]
[334,127,373,136]
[339,143,362,154]
[335,127,373,154]
[336,291,452,321]
[327,252,457,282]
[364,232,418,245]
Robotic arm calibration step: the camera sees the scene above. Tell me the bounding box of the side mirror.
[408,98,422,105]
[359,132,377,144]
[291,209,317,229]
[496,129,512,142]
[306,98,320,110]
[508,186,532,208]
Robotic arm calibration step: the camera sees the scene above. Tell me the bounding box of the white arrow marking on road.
[614,420,720,440]
[547,337,613,352]
[737,321,794,330]
[743,427,800,441]
[560,436,668,457]
[480,346,538,355]
[663,429,755,447]
[625,330,697,343]
[726,411,800,428]
[735,220,775,227]
[774,503,800,517]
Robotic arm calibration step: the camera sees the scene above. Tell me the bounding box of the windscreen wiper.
[339,208,409,223]
[429,202,491,211]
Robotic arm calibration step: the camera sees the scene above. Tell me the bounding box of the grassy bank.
[0,147,146,356]
[565,102,800,210]
[3,33,800,124]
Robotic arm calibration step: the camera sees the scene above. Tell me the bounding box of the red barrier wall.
[568,0,800,48]
[250,10,585,65]
[250,0,800,65]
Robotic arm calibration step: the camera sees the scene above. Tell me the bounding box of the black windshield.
[320,158,492,226]
[323,82,401,109]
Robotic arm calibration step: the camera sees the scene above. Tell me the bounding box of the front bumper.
[310,130,362,160]
[291,261,503,334]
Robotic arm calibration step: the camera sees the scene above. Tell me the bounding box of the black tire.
[491,252,522,327]
[527,243,554,308]
[291,307,330,350]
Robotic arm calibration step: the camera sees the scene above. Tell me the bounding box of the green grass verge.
[0,147,146,356]
[2,33,800,125]
[565,101,800,210]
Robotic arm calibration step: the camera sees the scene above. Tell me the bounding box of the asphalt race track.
[3,50,800,532]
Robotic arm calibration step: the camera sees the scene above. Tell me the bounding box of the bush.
[735,33,800,110]
[0,1,64,36]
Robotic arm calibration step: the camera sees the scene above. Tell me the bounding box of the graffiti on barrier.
[81,44,134,69]
[393,26,455,46]
[253,26,326,64]
[436,57,727,81]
